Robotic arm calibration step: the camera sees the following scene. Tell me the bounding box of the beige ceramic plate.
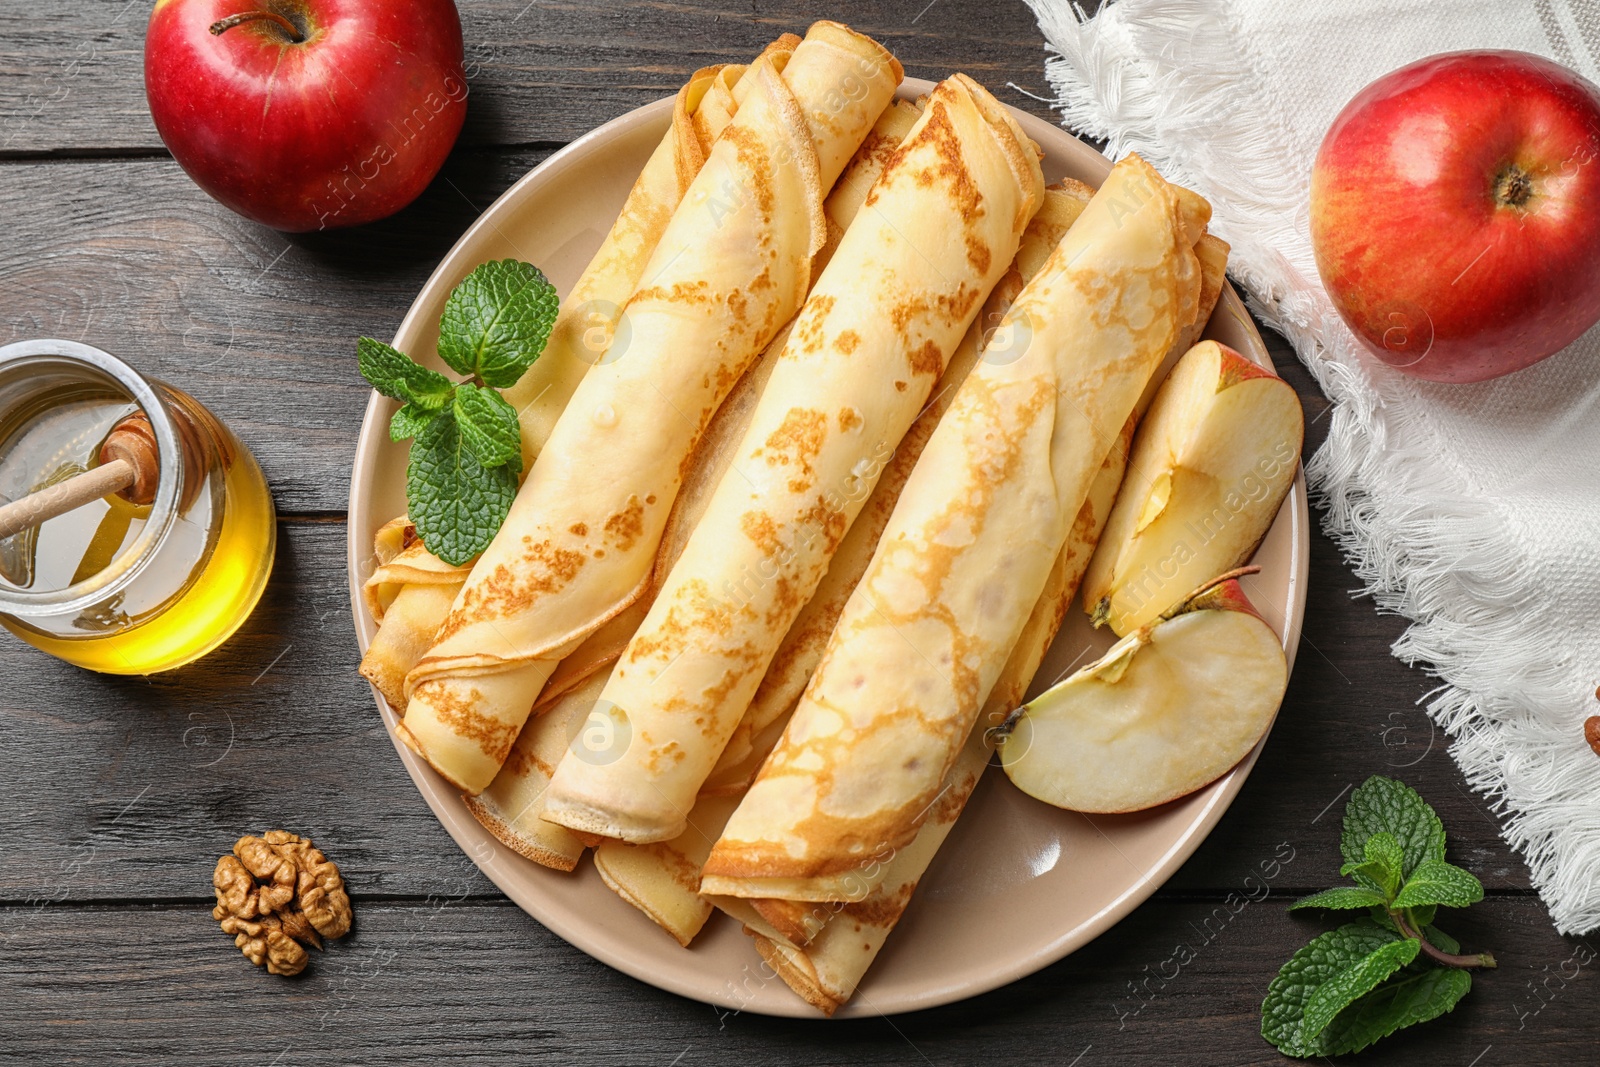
[347,79,1310,1018]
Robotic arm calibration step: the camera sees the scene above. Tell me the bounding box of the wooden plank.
[0,895,1586,1063]
[0,0,1062,156]
[0,520,1534,901]
[0,149,550,514]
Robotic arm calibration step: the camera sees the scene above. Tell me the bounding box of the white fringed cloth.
[1026,0,1600,933]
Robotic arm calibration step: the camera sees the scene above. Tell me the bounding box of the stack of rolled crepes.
[356,20,1234,1016]
[397,21,905,794]
[540,69,1046,844]
[463,95,929,876]
[586,159,1227,1001]
[697,153,1216,1012]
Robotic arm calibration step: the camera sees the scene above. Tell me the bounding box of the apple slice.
[999,573,1287,813]
[1082,340,1303,636]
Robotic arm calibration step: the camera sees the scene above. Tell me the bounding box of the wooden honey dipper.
[0,412,167,540]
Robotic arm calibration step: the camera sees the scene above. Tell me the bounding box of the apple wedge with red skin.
[1311,50,1600,383]
[145,0,467,232]
[999,572,1288,814]
[1082,340,1302,637]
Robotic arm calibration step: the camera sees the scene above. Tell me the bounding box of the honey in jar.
[0,339,275,673]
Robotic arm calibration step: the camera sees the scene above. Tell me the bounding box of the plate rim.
[346,77,1311,1019]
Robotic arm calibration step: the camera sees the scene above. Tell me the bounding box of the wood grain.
[0,896,1588,1064]
[2,0,1592,1061]
[0,149,549,513]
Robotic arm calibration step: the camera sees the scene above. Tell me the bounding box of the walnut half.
[212,831,352,976]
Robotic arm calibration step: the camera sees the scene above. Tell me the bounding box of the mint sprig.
[357,259,556,566]
[1262,776,1494,1058]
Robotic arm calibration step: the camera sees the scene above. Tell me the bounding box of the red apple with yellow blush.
[145,0,467,232]
[1310,51,1600,383]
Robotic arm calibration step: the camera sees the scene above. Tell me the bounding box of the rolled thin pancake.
[472,325,786,867]
[358,518,469,711]
[502,37,800,467]
[465,97,919,868]
[643,100,923,606]
[745,413,1135,1012]
[713,184,1105,939]
[705,181,1098,794]
[463,672,604,872]
[572,101,924,928]
[702,154,1211,901]
[542,73,1046,843]
[398,23,904,795]
[357,49,790,710]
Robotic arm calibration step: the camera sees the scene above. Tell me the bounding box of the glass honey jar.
[0,340,276,673]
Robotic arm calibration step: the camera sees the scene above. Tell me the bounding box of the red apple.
[1310,51,1600,383]
[145,0,467,232]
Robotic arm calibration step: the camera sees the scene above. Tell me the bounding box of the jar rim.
[0,339,183,617]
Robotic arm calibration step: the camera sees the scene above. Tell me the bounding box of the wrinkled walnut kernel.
[211,831,351,976]
[218,913,309,976]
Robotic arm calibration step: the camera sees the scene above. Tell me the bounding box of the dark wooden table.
[2,2,1593,1063]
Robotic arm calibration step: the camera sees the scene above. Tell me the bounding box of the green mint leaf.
[1301,938,1421,1040]
[1320,967,1472,1056]
[405,409,517,567]
[1290,887,1388,912]
[1340,857,1385,891]
[1407,903,1438,929]
[1393,860,1485,910]
[1365,832,1404,897]
[452,382,522,472]
[1423,924,1460,955]
[391,402,443,442]
[436,259,559,387]
[1261,919,1402,1057]
[1341,832,1403,897]
[358,337,455,410]
[1342,776,1446,880]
